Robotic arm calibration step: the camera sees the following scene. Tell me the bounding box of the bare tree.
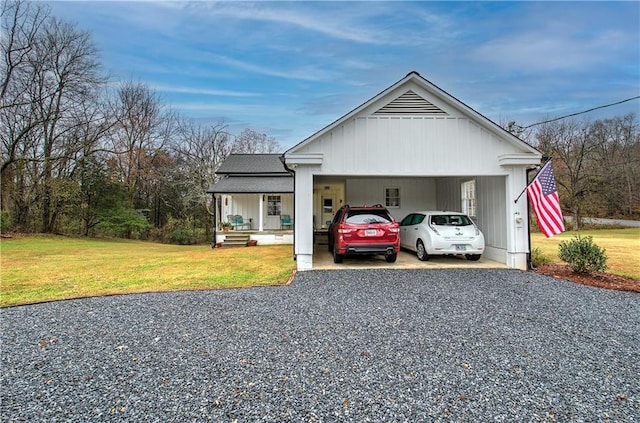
[589,113,640,217]
[0,0,48,100]
[534,114,640,227]
[535,119,599,230]
[109,81,177,210]
[232,128,281,153]
[32,18,104,232]
[171,120,231,217]
[1,1,106,232]
[1,0,49,222]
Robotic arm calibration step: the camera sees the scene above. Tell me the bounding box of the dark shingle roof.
[207,176,293,194]
[216,154,288,175]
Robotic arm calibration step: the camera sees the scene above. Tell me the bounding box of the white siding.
[345,177,437,221]
[476,176,507,250]
[286,75,540,270]
[297,117,519,176]
[224,194,294,231]
[435,176,508,253]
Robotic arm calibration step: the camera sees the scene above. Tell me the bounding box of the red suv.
[327,204,400,264]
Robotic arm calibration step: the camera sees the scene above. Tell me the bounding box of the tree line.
[2,0,638,244]
[525,113,640,229]
[1,0,279,243]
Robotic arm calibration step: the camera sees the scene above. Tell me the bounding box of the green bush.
[159,217,206,245]
[558,235,608,275]
[0,210,12,233]
[94,208,151,239]
[530,247,552,267]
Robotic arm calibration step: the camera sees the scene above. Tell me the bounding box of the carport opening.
[312,174,507,267]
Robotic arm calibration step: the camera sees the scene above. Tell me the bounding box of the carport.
[312,245,508,270]
[283,71,541,272]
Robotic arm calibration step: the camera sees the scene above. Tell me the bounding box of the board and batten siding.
[296,116,517,176]
[436,176,508,258]
[344,177,437,222]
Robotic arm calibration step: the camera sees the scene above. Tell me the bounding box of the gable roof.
[207,153,293,194]
[216,154,289,175]
[286,71,540,157]
[207,176,293,194]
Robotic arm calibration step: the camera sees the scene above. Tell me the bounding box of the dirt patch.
[534,263,639,293]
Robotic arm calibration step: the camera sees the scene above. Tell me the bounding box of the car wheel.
[385,252,397,263]
[327,237,333,252]
[416,240,429,261]
[333,247,343,263]
[466,254,481,261]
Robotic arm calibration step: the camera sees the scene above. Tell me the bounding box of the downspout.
[525,181,533,270]
[211,193,217,248]
[279,155,296,261]
[525,157,549,270]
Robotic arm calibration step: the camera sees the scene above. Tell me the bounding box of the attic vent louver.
[374,90,447,115]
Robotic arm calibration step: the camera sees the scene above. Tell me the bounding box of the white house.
[207,154,294,245]
[283,71,542,271]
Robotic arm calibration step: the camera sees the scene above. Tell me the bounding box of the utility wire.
[519,95,640,130]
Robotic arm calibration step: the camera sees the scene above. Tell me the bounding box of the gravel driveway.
[2,269,638,421]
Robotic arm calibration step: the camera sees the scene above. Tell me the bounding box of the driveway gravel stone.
[1,269,639,421]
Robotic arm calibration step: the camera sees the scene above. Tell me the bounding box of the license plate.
[365,229,377,236]
[454,244,466,251]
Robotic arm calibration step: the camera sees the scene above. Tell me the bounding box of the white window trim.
[267,195,281,216]
[461,180,476,217]
[384,187,401,208]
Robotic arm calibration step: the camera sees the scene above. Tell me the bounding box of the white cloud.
[150,83,261,98]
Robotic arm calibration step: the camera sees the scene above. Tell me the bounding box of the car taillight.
[388,227,399,233]
[337,226,352,234]
[429,224,440,235]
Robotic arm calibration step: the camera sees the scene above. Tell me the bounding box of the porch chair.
[227,215,251,230]
[233,215,252,230]
[227,215,237,228]
[280,214,293,229]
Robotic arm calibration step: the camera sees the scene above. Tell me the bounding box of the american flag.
[526,161,565,237]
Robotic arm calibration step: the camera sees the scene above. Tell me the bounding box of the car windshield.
[430,214,473,226]
[345,211,392,224]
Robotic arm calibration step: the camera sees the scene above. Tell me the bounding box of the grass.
[531,228,640,280]
[0,235,296,307]
[3,229,637,307]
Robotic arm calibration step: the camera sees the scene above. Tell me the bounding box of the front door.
[320,195,335,229]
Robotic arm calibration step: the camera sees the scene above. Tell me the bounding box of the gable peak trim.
[374,90,447,115]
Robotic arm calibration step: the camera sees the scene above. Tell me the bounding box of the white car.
[399,211,485,261]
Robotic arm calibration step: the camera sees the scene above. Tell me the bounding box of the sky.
[47,1,640,149]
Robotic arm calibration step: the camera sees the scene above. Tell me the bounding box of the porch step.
[222,233,251,248]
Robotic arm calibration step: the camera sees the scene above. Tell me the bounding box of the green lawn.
[1,235,296,307]
[531,228,640,280]
[2,230,637,307]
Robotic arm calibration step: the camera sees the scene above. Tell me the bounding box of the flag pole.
[514,159,550,203]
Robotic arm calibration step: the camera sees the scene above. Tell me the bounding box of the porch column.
[506,166,530,270]
[258,194,264,231]
[294,166,314,270]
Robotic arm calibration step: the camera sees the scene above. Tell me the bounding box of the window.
[322,197,333,214]
[385,187,400,208]
[461,180,476,217]
[267,195,281,216]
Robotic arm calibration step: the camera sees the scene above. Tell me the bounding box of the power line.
[510,96,640,132]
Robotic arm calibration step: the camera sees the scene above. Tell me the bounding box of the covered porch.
[206,154,295,248]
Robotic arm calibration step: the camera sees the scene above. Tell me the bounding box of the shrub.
[159,217,206,245]
[0,210,12,233]
[558,235,608,275]
[94,208,151,239]
[530,247,552,267]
